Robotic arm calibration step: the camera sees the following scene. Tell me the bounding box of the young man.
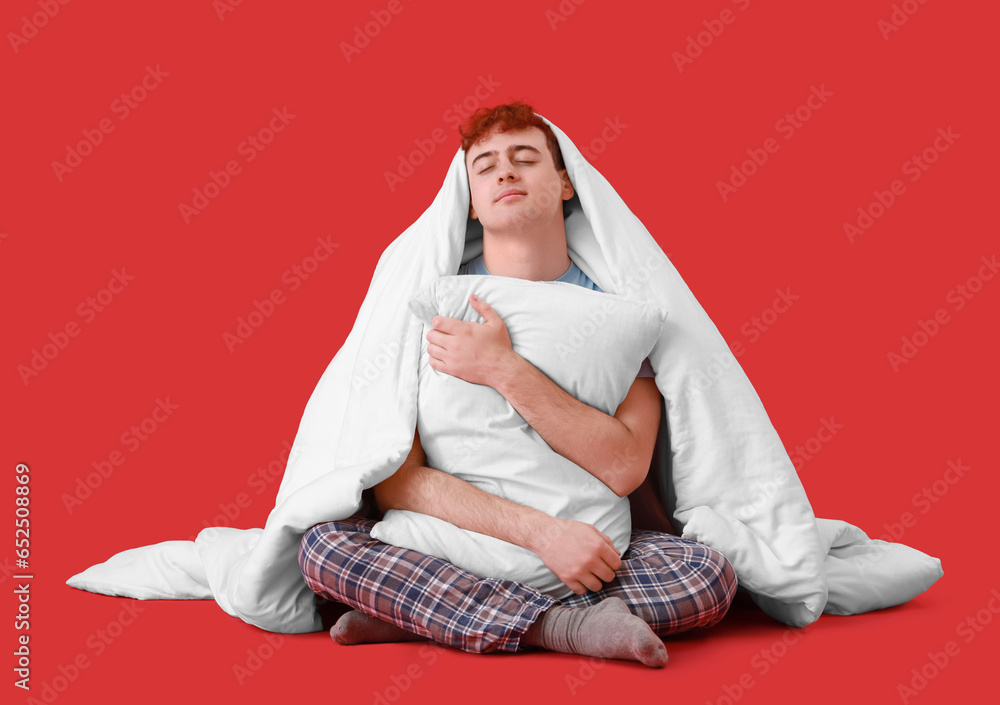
[298,103,736,668]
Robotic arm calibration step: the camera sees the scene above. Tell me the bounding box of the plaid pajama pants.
[298,515,737,654]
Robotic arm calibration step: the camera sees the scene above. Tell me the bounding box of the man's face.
[465,126,574,233]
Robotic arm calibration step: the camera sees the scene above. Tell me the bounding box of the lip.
[495,190,527,203]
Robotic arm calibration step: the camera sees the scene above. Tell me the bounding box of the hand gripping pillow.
[369,274,668,600]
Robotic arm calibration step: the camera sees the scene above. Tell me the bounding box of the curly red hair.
[458,100,566,172]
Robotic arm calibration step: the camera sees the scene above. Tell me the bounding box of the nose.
[496,158,518,182]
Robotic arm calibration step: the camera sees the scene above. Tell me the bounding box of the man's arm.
[495,360,663,498]
[374,428,623,595]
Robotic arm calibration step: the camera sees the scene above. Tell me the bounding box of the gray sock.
[522,597,668,668]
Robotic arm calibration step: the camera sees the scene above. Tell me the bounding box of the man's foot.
[522,597,668,668]
[330,610,429,645]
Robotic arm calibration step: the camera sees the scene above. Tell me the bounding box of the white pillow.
[817,519,943,615]
[749,519,944,622]
[66,540,213,600]
[370,274,667,598]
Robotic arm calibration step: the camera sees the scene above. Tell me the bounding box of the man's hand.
[527,516,623,595]
[426,294,517,388]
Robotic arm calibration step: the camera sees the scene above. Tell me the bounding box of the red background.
[3,1,998,703]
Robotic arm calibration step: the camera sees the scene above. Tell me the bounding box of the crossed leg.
[298,516,737,666]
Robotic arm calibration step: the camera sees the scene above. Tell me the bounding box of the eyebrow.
[470,144,542,168]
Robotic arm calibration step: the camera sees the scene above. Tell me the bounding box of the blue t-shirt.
[458,254,655,378]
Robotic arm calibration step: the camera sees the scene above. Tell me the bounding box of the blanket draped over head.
[68,116,942,633]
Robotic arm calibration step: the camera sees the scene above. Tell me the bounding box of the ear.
[559,169,575,201]
[466,180,479,220]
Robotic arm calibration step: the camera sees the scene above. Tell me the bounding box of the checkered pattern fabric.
[299,516,737,653]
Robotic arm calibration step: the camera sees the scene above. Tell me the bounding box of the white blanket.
[67,116,942,632]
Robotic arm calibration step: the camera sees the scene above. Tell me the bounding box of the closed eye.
[479,161,536,174]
